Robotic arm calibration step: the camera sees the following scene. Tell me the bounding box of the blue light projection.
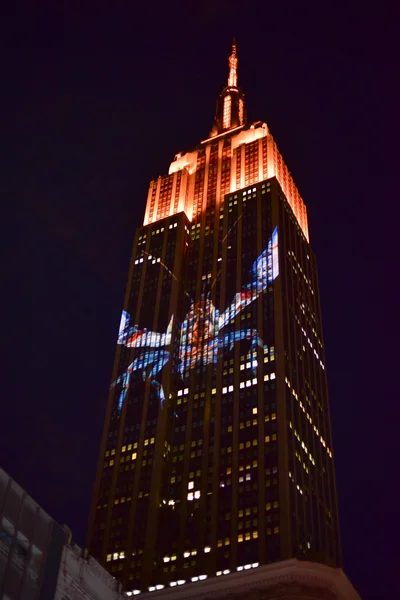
[111,227,279,413]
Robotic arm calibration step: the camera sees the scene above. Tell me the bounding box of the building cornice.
[126,559,360,599]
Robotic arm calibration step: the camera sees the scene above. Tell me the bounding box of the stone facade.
[54,543,123,600]
[125,559,360,600]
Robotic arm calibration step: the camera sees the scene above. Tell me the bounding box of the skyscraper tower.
[87,41,341,594]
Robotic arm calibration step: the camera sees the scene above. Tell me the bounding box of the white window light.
[184,551,190,558]
[237,566,244,571]
[252,378,257,385]
[187,492,194,501]
[148,586,156,592]
[223,569,230,575]
[194,490,201,499]
[188,481,194,490]
[252,562,259,568]
[228,385,234,392]
[163,557,170,563]
[198,575,207,580]
[204,546,211,553]
[155,585,164,590]
[177,580,186,585]
[191,576,199,582]
[270,372,276,380]
[132,591,141,596]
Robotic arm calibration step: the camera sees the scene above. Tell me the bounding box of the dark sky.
[2,2,399,598]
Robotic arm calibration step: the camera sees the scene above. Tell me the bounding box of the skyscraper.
[87,41,341,594]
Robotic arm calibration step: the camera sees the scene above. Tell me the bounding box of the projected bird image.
[112,227,278,412]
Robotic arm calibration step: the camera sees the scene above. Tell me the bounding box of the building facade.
[87,42,341,595]
[0,468,123,600]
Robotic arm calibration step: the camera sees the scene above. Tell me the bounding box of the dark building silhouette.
[87,41,341,595]
[0,468,123,600]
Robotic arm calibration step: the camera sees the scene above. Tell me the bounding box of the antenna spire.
[228,38,238,88]
[209,38,246,137]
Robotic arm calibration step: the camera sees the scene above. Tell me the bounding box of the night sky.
[2,3,399,598]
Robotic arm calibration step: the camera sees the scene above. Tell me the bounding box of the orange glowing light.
[228,39,238,88]
[142,44,309,241]
[223,95,231,129]
[143,121,309,242]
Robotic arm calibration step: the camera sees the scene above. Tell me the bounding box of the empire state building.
[87,41,341,594]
